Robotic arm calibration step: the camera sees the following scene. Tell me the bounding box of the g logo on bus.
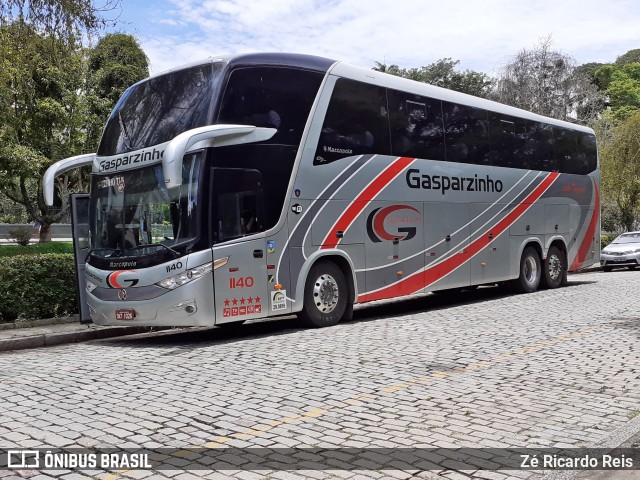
[366,205,422,243]
[107,270,139,289]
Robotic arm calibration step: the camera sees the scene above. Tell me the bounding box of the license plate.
[115,309,136,320]
[614,258,626,262]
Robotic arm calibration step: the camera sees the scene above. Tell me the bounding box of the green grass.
[0,242,74,257]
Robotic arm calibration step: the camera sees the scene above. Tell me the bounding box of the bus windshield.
[89,153,203,261]
[97,62,224,156]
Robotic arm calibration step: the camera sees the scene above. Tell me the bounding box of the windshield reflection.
[89,153,202,258]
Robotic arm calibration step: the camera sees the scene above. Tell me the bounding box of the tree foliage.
[0,13,147,241]
[599,112,640,231]
[373,58,493,98]
[0,0,118,41]
[615,49,640,66]
[594,62,640,121]
[492,37,604,123]
[0,20,87,238]
[85,33,149,150]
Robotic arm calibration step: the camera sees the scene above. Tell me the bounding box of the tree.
[615,48,640,66]
[492,37,604,123]
[85,33,149,151]
[0,2,146,242]
[594,62,640,121]
[599,112,640,231]
[373,58,493,98]
[0,21,87,241]
[0,0,117,41]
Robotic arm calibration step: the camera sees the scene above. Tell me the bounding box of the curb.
[0,326,164,353]
[0,316,77,331]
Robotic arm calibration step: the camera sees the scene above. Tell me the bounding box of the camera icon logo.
[7,450,40,468]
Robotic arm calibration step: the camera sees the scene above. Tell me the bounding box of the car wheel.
[298,261,347,328]
[628,265,637,270]
[512,246,541,293]
[541,245,566,289]
[603,266,613,272]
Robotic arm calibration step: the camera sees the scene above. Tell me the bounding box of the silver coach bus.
[43,53,600,328]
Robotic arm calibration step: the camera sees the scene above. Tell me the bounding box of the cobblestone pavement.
[0,270,639,479]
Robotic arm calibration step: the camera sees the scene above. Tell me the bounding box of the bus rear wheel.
[512,246,541,293]
[541,245,566,289]
[299,261,347,328]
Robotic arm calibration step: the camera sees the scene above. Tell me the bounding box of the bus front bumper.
[87,274,216,327]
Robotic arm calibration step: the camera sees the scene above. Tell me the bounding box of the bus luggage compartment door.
[213,239,268,325]
[364,201,425,300]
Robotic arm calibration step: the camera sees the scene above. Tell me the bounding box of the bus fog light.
[169,298,197,315]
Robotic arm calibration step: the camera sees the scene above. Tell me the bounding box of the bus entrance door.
[211,167,268,324]
[213,239,267,325]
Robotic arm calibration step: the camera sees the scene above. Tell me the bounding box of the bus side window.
[488,113,526,169]
[554,127,578,174]
[442,102,490,165]
[575,132,597,174]
[314,78,391,165]
[388,89,445,161]
[211,168,264,243]
[525,122,554,172]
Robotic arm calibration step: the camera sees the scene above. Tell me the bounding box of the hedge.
[0,253,78,322]
[0,242,73,258]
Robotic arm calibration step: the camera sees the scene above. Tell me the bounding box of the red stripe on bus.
[569,179,600,271]
[358,172,560,302]
[320,157,415,248]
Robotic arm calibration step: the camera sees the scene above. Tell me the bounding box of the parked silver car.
[601,231,640,272]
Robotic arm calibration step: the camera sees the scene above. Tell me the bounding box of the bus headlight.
[156,264,213,290]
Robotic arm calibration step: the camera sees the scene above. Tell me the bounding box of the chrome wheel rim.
[548,254,562,280]
[312,273,339,314]
[524,256,538,285]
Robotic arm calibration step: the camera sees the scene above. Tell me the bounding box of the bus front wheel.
[299,261,347,328]
[513,247,541,293]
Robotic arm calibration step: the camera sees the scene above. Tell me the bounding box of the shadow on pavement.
[99,278,598,352]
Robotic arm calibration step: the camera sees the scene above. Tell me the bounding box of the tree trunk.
[39,222,52,243]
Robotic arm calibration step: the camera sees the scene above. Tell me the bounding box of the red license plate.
[115,309,136,320]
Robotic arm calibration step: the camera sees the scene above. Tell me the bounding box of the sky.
[105,0,639,77]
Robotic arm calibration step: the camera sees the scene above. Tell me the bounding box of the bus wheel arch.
[297,254,355,328]
[541,240,568,289]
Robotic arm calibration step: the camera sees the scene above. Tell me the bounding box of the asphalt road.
[0,269,639,479]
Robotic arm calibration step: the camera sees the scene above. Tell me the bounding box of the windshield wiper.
[118,111,132,150]
[121,243,180,259]
[154,243,180,258]
[88,248,120,257]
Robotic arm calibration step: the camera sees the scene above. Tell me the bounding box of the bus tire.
[541,245,566,289]
[299,261,347,328]
[512,246,541,293]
